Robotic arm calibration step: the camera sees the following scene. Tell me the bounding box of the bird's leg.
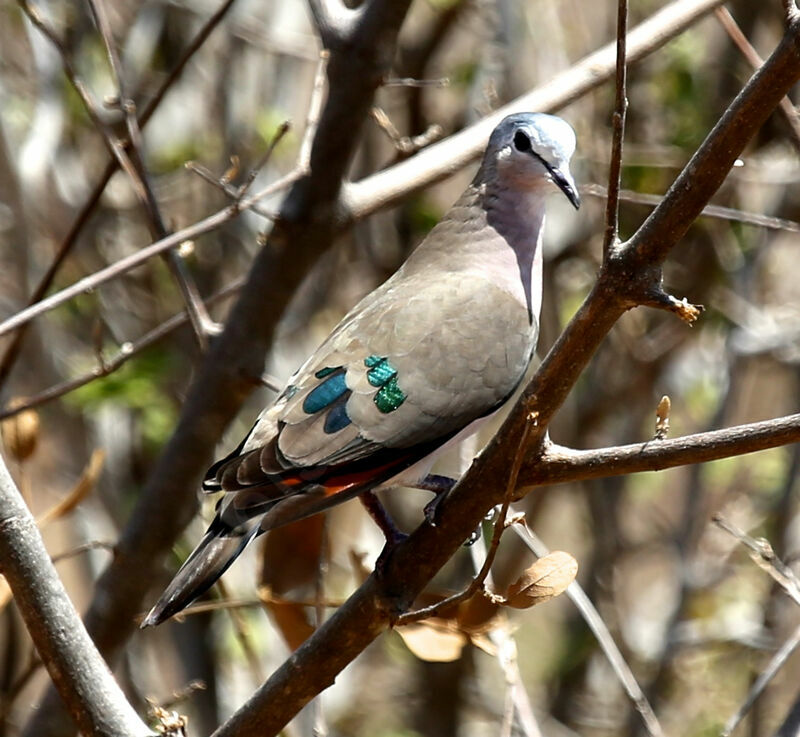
[359,490,407,545]
[359,490,408,577]
[414,474,457,527]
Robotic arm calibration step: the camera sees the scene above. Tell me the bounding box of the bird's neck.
[474,179,547,324]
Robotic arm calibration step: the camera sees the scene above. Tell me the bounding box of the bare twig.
[396,413,536,626]
[0,0,238,389]
[88,0,219,346]
[714,6,800,151]
[712,515,800,606]
[518,413,800,491]
[603,0,629,260]
[466,527,543,737]
[20,0,218,349]
[583,183,800,233]
[383,77,449,87]
[0,50,327,342]
[0,280,255,421]
[722,623,800,737]
[0,167,303,340]
[0,451,151,737]
[297,50,330,173]
[186,119,291,220]
[512,524,663,737]
[371,107,443,157]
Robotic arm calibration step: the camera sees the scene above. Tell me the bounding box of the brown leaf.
[37,449,105,527]
[456,588,501,634]
[258,587,316,652]
[396,621,467,662]
[504,551,578,609]
[1,406,40,462]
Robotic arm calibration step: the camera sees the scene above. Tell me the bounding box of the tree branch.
[603,0,629,260]
[517,413,800,490]
[307,0,359,47]
[0,451,152,737]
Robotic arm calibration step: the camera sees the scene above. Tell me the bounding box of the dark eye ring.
[513,130,531,152]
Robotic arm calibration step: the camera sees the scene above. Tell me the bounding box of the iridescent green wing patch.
[364,355,406,413]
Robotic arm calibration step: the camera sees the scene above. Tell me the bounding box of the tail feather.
[141,517,258,627]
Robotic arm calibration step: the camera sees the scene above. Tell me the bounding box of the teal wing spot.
[366,358,397,387]
[363,355,406,413]
[303,370,347,414]
[314,367,337,379]
[374,376,406,413]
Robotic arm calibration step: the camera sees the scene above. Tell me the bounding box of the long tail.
[141,515,258,628]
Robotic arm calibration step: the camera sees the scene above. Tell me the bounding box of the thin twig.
[603,0,629,260]
[236,121,292,200]
[88,0,218,347]
[0,279,262,421]
[0,167,303,340]
[396,413,537,625]
[0,0,238,390]
[297,50,330,173]
[467,528,543,737]
[712,515,800,606]
[722,623,800,737]
[583,183,800,233]
[512,523,663,737]
[714,7,800,152]
[0,50,326,341]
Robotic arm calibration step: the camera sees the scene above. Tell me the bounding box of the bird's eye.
[513,130,531,152]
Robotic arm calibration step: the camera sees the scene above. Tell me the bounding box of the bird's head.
[485,112,580,210]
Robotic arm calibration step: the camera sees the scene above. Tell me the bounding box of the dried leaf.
[396,621,467,662]
[37,449,105,527]
[258,586,315,651]
[1,406,40,462]
[504,551,578,609]
[457,588,501,634]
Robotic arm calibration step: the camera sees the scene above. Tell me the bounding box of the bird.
[142,112,579,627]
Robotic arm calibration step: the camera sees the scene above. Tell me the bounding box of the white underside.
[376,409,501,491]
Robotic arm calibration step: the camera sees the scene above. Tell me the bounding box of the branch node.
[641,287,703,325]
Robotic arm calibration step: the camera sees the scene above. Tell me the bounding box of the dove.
[142,112,579,627]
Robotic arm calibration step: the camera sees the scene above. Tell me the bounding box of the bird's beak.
[551,167,580,210]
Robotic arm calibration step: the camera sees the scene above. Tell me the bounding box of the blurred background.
[1,0,799,735]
